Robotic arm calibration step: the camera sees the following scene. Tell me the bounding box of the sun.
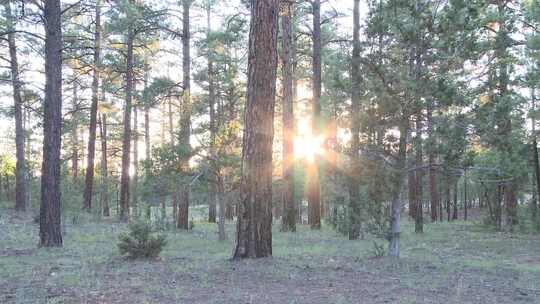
[294,117,325,162]
[294,135,325,162]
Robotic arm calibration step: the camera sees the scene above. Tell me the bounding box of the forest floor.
[1,204,540,304]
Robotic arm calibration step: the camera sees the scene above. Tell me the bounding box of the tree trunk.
[226,202,234,220]
[71,83,79,179]
[496,0,517,229]
[99,112,109,217]
[453,179,458,220]
[177,186,189,229]
[233,0,278,259]
[144,65,151,161]
[132,105,139,216]
[207,4,217,224]
[532,88,539,224]
[307,0,322,230]
[176,0,192,230]
[119,30,134,222]
[446,177,451,221]
[427,101,438,222]
[82,0,102,212]
[415,116,423,233]
[388,120,408,258]
[40,0,63,247]
[464,169,468,221]
[281,0,296,233]
[408,166,416,219]
[217,174,226,241]
[4,1,28,212]
[348,0,361,240]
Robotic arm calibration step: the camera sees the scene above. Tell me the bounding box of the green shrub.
[118,221,167,259]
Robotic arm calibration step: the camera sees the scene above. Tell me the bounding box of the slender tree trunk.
[348,0,361,240]
[496,0,517,229]
[168,96,178,223]
[207,4,217,224]
[233,0,278,259]
[176,0,192,230]
[428,101,438,222]
[388,120,408,258]
[132,105,139,216]
[446,177,451,221]
[71,83,79,179]
[217,174,226,240]
[415,117,423,233]
[292,21,302,225]
[453,179,458,220]
[145,104,151,159]
[307,0,322,230]
[226,201,234,220]
[40,0,63,247]
[281,0,296,233]
[439,185,443,222]
[408,167,416,219]
[4,1,28,212]
[464,169,468,221]
[99,112,109,216]
[83,0,101,212]
[532,88,539,224]
[119,30,134,222]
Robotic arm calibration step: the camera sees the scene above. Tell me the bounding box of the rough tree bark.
[348,0,361,240]
[119,27,135,222]
[82,0,102,212]
[281,0,296,233]
[307,0,322,230]
[3,1,28,212]
[233,0,279,259]
[177,0,192,230]
[40,0,63,247]
[217,174,226,241]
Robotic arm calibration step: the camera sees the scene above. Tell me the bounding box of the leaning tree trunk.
[176,0,192,230]
[4,1,28,212]
[233,0,279,259]
[348,0,361,240]
[40,0,63,247]
[281,0,296,233]
[83,0,102,212]
[307,0,322,230]
[119,31,135,222]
